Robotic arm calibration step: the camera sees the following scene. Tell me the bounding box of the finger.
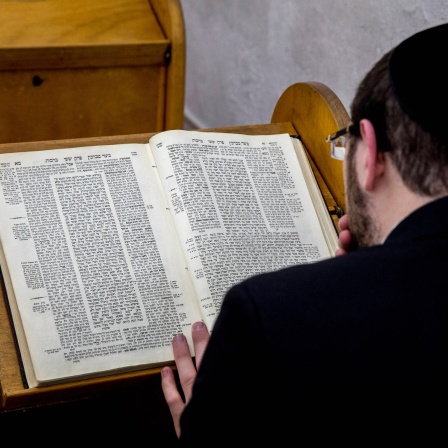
[338,228,352,250]
[172,334,197,403]
[335,247,348,257]
[191,321,210,369]
[338,213,349,232]
[161,366,184,438]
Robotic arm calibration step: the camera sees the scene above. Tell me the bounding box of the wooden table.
[0,0,185,144]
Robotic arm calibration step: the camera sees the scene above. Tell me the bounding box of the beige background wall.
[180,0,448,129]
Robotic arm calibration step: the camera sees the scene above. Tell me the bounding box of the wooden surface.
[0,0,168,65]
[0,0,185,143]
[0,83,349,411]
[272,82,350,214]
[151,0,187,130]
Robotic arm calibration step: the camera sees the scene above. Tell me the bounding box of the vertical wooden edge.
[0,280,24,409]
[149,0,186,130]
[271,82,350,213]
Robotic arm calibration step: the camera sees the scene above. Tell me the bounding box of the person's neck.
[378,191,448,243]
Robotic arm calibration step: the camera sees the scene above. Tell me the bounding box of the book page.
[150,130,338,330]
[290,138,339,255]
[0,144,201,387]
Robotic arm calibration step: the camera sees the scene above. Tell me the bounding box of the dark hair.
[350,50,448,196]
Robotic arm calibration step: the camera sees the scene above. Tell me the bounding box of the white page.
[0,143,201,387]
[150,130,337,329]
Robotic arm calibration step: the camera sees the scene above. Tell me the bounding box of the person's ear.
[359,119,386,191]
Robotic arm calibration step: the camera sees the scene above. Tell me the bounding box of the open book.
[0,130,338,388]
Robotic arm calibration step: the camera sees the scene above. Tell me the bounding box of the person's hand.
[161,321,210,438]
[335,214,354,256]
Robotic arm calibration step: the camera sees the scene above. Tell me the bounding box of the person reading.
[161,23,448,444]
